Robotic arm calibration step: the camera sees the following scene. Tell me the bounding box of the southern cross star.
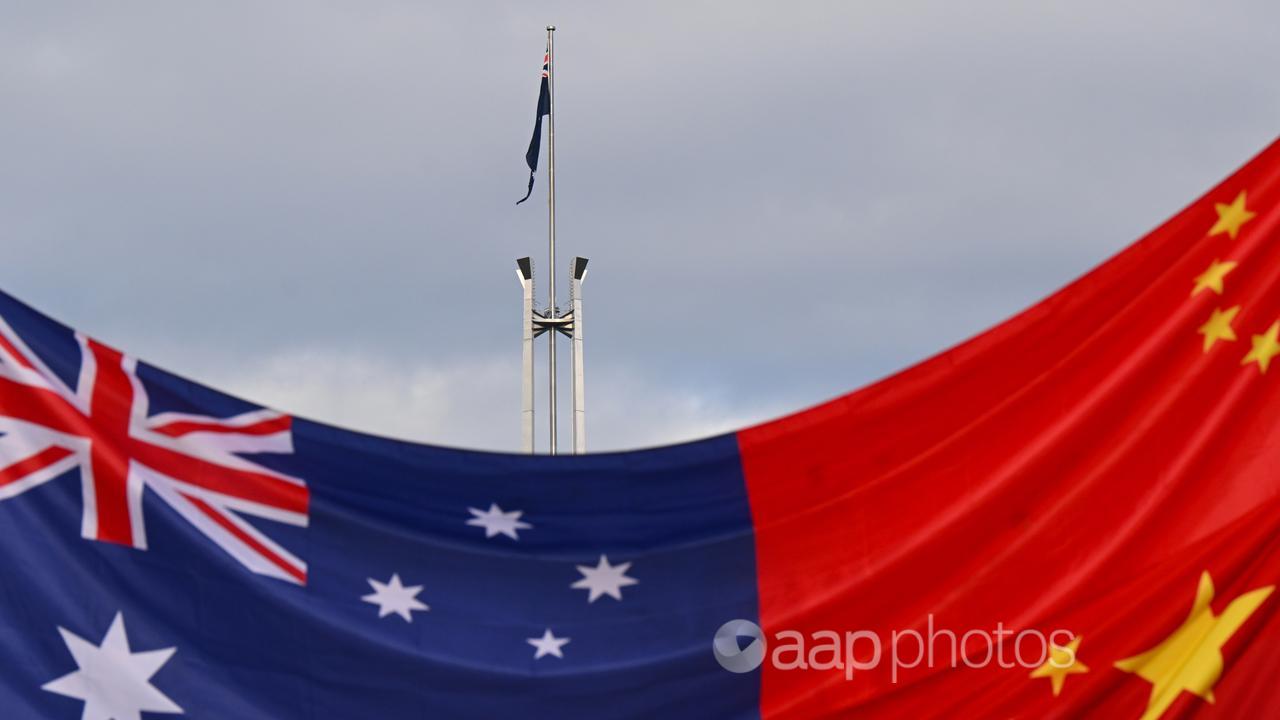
[466,503,533,540]
[527,629,571,659]
[571,555,638,602]
[363,573,430,622]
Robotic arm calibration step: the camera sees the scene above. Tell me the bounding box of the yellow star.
[1209,191,1257,239]
[1242,321,1280,372]
[1029,635,1089,696]
[1197,306,1239,352]
[1115,571,1272,720]
[1191,259,1237,296]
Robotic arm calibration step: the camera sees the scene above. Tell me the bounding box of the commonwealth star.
[42,612,183,719]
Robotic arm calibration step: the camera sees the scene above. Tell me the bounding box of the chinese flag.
[739,137,1280,718]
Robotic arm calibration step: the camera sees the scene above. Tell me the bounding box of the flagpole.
[546,24,558,455]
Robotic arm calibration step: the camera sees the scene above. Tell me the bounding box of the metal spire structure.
[517,26,588,455]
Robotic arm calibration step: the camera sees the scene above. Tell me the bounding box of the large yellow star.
[1029,635,1089,696]
[1209,191,1257,239]
[1197,306,1239,352]
[1115,571,1273,720]
[1191,259,1237,296]
[1242,321,1280,372]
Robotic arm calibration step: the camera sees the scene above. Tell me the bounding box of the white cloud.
[170,347,779,452]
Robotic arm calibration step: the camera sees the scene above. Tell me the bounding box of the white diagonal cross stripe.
[0,312,310,584]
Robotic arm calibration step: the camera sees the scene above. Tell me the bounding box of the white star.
[466,503,532,540]
[527,628,571,660]
[42,612,183,720]
[570,555,638,602]
[363,573,430,622]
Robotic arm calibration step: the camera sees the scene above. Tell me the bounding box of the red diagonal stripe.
[184,493,306,584]
[0,333,36,370]
[150,414,292,439]
[0,377,85,435]
[0,445,74,488]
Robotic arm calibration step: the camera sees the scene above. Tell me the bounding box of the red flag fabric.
[739,137,1280,718]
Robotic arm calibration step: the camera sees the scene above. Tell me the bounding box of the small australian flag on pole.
[516,49,551,205]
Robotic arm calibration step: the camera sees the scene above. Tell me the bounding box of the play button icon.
[713,619,766,673]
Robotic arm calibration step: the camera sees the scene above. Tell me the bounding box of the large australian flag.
[0,288,760,719]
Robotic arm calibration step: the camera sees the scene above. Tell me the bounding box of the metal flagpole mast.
[517,26,582,455]
[546,24,558,455]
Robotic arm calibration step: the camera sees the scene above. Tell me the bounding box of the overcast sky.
[0,2,1276,452]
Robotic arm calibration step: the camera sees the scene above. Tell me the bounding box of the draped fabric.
[742,137,1280,718]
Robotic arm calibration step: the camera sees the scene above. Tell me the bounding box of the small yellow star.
[1191,259,1237,296]
[1242,321,1280,373]
[1115,571,1272,720]
[1209,191,1257,239]
[1197,306,1239,352]
[1029,635,1089,697]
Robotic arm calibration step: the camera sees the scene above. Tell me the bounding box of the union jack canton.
[0,314,308,584]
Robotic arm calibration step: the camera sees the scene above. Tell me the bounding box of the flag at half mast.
[516,47,551,205]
